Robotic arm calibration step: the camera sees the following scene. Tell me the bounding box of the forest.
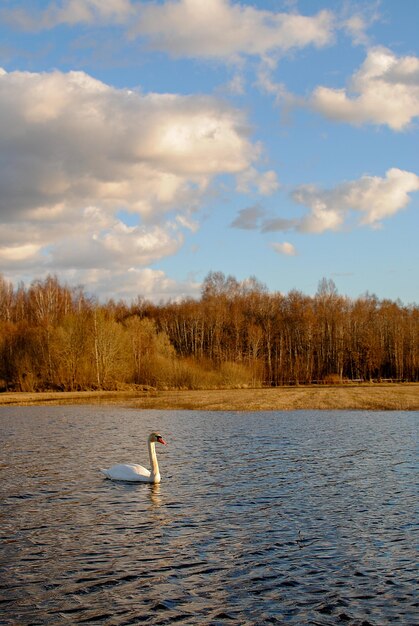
[0,272,418,392]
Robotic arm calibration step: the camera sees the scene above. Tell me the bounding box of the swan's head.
[149,432,167,446]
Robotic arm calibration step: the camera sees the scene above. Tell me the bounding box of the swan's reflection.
[148,483,162,507]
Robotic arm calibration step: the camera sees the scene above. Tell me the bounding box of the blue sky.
[0,0,418,304]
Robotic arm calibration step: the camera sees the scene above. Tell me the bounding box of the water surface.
[0,407,417,625]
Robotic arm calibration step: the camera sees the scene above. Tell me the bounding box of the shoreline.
[0,383,418,411]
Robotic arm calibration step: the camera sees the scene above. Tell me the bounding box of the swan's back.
[100,463,151,482]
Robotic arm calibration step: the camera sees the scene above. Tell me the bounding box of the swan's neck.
[148,441,161,483]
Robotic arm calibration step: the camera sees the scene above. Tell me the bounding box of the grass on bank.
[0,383,418,411]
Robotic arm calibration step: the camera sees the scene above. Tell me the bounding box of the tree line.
[0,272,418,392]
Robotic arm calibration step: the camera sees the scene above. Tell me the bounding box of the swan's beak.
[157,436,167,445]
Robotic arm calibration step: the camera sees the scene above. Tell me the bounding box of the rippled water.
[0,407,417,625]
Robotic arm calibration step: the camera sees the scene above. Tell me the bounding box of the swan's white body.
[100,433,166,483]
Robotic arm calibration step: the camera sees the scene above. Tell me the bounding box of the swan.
[100,432,167,483]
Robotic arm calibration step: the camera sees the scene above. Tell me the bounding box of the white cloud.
[340,1,380,47]
[232,169,419,236]
[2,0,134,29]
[77,267,201,302]
[53,215,184,270]
[4,1,336,61]
[257,67,289,104]
[175,214,199,232]
[0,67,261,298]
[271,242,297,256]
[236,167,280,196]
[224,73,246,96]
[342,15,370,46]
[293,168,419,232]
[308,47,419,130]
[133,1,335,60]
[0,66,256,215]
[0,244,42,263]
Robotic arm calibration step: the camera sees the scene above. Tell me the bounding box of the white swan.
[100,432,167,483]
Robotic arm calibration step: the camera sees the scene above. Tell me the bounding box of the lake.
[0,407,417,625]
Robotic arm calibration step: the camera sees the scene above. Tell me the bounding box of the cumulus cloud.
[1,68,257,217]
[340,0,381,47]
[308,47,419,130]
[0,244,42,264]
[271,242,297,256]
[0,67,260,298]
[224,73,246,96]
[236,167,280,195]
[1,0,134,29]
[3,1,336,61]
[76,267,201,302]
[51,213,184,270]
[231,168,419,236]
[0,67,256,206]
[342,14,370,46]
[293,168,419,231]
[132,1,335,60]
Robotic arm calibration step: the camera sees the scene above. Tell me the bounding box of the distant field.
[1,383,418,411]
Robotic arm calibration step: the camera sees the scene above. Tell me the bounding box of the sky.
[0,0,418,304]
